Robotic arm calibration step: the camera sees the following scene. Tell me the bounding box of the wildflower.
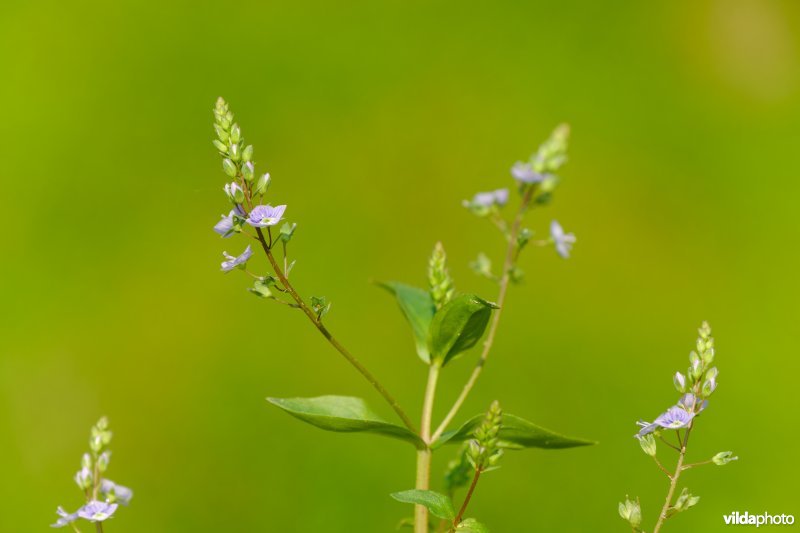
[74,466,93,490]
[464,188,509,209]
[637,406,695,437]
[511,162,546,184]
[618,497,642,528]
[247,204,286,228]
[100,479,134,505]
[76,501,118,522]
[673,371,686,392]
[213,208,244,237]
[550,220,576,258]
[221,245,252,272]
[678,393,708,414]
[224,182,244,204]
[50,507,77,528]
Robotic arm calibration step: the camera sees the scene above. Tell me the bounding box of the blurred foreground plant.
[619,323,737,532]
[210,97,593,531]
[51,418,132,532]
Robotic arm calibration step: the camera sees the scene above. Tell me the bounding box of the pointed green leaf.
[457,518,490,532]
[268,396,424,448]
[391,490,456,520]
[378,282,436,363]
[428,294,496,366]
[433,413,595,450]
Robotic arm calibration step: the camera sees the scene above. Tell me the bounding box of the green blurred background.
[2,0,799,531]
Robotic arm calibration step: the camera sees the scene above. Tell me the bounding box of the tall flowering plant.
[51,418,133,532]
[210,97,593,532]
[619,322,738,532]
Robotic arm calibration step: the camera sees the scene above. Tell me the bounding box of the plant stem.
[95,524,104,533]
[253,227,417,433]
[653,425,693,533]
[451,469,482,531]
[431,187,535,442]
[415,364,441,533]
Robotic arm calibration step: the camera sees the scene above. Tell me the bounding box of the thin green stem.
[451,469,482,531]
[253,227,417,433]
[95,523,104,533]
[653,424,693,533]
[415,364,441,533]
[431,187,535,442]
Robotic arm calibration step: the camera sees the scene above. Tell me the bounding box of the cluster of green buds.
[213,97,270,209]
[674,321,718,400]
[619,497,642,530]
[428,242,455,309]
[467,401,504,473]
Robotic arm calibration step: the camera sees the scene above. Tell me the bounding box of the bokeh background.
[2,0,800,531]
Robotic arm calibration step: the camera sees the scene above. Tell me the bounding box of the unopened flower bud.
[213,124,228,142]
[242,145,253,162]
[224,182,245,204]
[81,453,92,469]
[702,376,717,396]
[637,434,657,456]
[229,143,241,162]
[254,173,271,196]
[618,497,641,528]
[222,158,237,177]
[712,451,738,466]
[242,161,255,182]
[230,123,241,143]
[97,451,111,472]
[673,488,700,512]
[74,467,93,490]
[673,371,686,392]
[212,140,227,153]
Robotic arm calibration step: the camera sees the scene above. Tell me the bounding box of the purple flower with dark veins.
[247,204,286,228]
[50,507,78,528]
[221,245,252,272]
[213,207,245,238]
[76,501,118,522]
[100,479,134,506]
[511,162,547,184]
[550,220,576,259]
[636,406,695,437]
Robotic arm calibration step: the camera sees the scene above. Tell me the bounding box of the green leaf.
[457,518,490,532]
[390,490,455,520]
[428,294,497,366]
[433,413,595,450]
[267,396,424,448]
[378,282,436,363]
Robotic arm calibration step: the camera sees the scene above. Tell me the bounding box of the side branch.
[254,227,417,433]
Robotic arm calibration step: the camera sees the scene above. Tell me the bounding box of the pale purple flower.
[550,220,576,258]
[464,188,509,209]
[511,162,546,183]
[213,207,244,238]
[77,501,118,522]
[637,405,695,437]
[678,393,708,414]
[51,507,77,528]
[247,204,286,228]
[100,479,134,505]
[221,245,252,272]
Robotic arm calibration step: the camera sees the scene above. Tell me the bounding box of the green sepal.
[456,518,490,532]
[432,413,595,450]
[267,396,424,448]
[428,294,496,366]
[390,490,455,520]
[378,282,436,363]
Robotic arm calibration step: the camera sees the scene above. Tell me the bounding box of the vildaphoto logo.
[724,512,795,527]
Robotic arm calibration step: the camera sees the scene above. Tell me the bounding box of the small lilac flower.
[550,220,576,258]
[247,204,286,228]
[100,479,134,505]
[465,188,509,209]
[655,406,695,429]
[678,393,708,414]
[51,507,77,528]
[77,501,118,522]
[213,207,244,238]
[511,162,546,184]
[221,245,252,272]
